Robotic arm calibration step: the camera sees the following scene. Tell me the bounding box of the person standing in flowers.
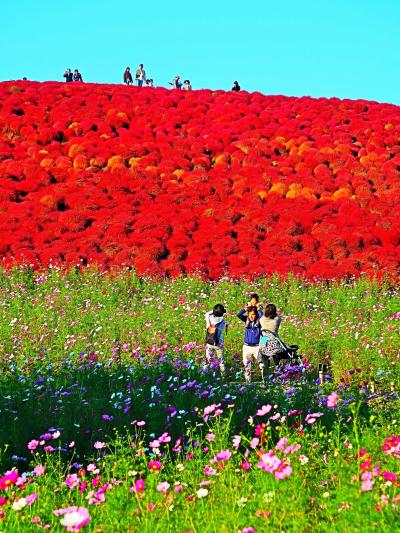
[205,304,227,375]
[237,306,262,383]
[257,303,283,372]
[123,67,133,85]
[135,64,146,86]
[182,79,192,90]
[260,303,281,336]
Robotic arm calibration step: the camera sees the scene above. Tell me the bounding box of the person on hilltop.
[169,75,182,89]
[123,67,133,85]
[73,69,83,82]
[182,79,192,90]
[145,79,154,87]
[63,68,73,82]
[232,80,241,92]
[205,304,228,375]
[135,64,146,86]
[237,305,262,383]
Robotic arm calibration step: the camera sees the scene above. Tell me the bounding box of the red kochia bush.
[0,80,399,279]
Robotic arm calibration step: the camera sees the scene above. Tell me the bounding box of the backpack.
[205,321,220,346]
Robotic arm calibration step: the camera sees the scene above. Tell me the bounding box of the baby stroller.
[257,329,300,377]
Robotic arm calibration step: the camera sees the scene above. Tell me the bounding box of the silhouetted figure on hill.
[124,67,133,85]
[63,69,73,82]
[232,81,240,92]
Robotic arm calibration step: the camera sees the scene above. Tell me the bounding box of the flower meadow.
[0,81,399,279]
[0,270,399,532]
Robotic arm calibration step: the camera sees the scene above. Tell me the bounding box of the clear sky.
[1,0,399,104]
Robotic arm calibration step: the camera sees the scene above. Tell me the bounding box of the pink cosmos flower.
[131,479,145,493]
[274,463,292,480]
[28,440,40,451]
[65,474,80,489]
[206,433,216,442]
[275,437,288,451]
[241,460,251,471]
[238,528,255,533]
[250,438,259,449]
[381,471,398,483]
[305,413,324,424]
[156,481,170,494]
[33,465,45,476]
[25,493,38,505]
[43,445,54,453]
[327,392,339,408]
[93,442,106,450]
[256,404,272,416]
[257,452,282,474]
[148,460,162,472]
[382,435,400,458]
[55,506,90,531]
[158,432,171,443]
[0,470,19,490]
[283,444,301,455]
[215,450,232,461]
[361,479,374,491]
[204,465,217,476]
[233,435,241,449]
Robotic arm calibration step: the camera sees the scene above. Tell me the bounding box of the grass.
[0,268,399,532]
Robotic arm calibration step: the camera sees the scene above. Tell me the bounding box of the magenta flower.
[28,440,40,451]
[148,460,162,472]
[381,471,398,483]
[131,479,146,493]
[327,392,339,408]
[215,450,232,461]
[0,469,19,490]
[65,474,80,489]
[241,460,251,471]
[204,465,217,476]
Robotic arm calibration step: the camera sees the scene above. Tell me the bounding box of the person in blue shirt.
[237,306,262,383]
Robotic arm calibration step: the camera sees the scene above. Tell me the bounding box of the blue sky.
[1,0,399,104]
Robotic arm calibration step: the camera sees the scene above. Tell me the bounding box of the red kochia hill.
[0,80,399,279]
